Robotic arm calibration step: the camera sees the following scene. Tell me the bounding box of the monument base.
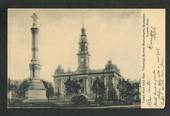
[24,79,47,103]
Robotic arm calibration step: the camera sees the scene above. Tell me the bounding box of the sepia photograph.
[7,9,164,109]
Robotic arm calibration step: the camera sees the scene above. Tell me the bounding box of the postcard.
[7,9,165,109]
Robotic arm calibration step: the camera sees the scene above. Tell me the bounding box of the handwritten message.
[141,9,165,108]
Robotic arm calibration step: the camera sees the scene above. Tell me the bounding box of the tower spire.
[77,25,90,72]
[81,24,86,36]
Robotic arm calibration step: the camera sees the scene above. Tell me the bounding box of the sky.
[8,9,141,82]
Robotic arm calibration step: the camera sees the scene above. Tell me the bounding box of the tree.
[64,77,81,96]
[7,78,18,102]
[131,82,140,102]
[117,79,139,104]
[7,78,11,93]
[17,79,31,98]
[7,78,17,93]
[42,80,54,101]
[91,77,106,105]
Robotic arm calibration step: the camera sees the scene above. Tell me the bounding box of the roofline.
[53,70,121,78]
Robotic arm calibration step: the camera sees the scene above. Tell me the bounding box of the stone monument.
[25,13,47,102]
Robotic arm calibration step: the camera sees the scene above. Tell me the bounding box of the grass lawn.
[8,99,140,109]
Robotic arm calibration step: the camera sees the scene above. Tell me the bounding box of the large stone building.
[53,26,122,100]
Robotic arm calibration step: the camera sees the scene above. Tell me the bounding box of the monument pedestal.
[24,79,47,102]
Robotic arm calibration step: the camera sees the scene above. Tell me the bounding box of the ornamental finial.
[81,24,86,36]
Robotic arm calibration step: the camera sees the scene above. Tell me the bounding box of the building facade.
[53,26,122,100]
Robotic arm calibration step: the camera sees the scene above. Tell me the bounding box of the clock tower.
[77,25,90,72]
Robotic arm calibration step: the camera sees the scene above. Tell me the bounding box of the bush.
[71,95,88,105]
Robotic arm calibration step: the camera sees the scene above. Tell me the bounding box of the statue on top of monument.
[31,13,38,28]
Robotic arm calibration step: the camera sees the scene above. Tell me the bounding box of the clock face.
[80,58,84,62]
